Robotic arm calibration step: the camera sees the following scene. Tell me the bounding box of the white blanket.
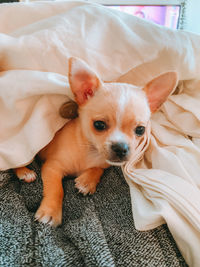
[1,1,200,266]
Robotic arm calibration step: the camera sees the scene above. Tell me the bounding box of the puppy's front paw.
[75,175,97,196]
[15,167,37,183]
[35,201,62,227]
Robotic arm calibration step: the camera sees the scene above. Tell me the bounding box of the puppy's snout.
[111,142,129,160]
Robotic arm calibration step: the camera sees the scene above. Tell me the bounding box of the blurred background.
[1,0,200,34]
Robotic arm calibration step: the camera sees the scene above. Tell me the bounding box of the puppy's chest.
[63,146,106,176]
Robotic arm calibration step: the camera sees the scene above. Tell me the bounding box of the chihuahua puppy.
[14,57,177,226]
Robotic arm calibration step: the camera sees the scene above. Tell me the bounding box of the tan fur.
[14,57,178,227]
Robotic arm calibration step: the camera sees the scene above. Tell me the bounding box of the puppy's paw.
[35,201,62,227]
[75,176,97,196]
[16,167,37,183]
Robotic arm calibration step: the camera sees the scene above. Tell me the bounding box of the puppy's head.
[68,57,178,166]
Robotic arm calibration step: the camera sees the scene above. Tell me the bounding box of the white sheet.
[1,1,200,265]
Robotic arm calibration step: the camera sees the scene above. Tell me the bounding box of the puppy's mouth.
[105,142,130,166]
[105,159,127,167]
[89,142,129,166]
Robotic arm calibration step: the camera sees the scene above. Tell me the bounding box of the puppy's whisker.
[79,144,91,148]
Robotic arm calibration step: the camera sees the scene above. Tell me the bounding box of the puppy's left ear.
[68,57,101,106]
[144,71,178,113]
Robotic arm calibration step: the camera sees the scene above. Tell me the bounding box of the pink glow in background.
[109,6,180,29]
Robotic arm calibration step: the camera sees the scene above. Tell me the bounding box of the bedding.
[0,162,187,266]
[0,1,200,266]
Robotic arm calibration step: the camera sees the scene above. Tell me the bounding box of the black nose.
[111,142,130,160]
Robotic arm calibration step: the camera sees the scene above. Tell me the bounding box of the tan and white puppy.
[14,57,178,227]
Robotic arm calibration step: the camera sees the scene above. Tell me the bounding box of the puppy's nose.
[111,142,129,160]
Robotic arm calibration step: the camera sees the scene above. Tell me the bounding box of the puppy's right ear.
[144,71,178,113]
[68,57,101,106]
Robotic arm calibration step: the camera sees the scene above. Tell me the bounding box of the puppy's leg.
[35,161,64,227]
[14,167,37,183]
[75,167,104,195]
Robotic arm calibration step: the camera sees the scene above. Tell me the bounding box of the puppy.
[14,57,177,226]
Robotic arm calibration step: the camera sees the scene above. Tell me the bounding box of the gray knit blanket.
[0,160,187,267]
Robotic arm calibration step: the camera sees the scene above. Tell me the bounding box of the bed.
[0,1,200,266]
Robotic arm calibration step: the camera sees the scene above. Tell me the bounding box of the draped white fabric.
[1,1,200,265]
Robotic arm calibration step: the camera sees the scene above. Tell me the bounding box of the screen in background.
[108,6,181,29]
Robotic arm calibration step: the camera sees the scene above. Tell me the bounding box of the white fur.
[107,128,127,144]
[18,170,36,182]
[105,159,126,166]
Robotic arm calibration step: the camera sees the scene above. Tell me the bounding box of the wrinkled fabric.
[0,1,200,266]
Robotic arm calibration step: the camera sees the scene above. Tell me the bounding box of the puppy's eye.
[135,126,145,136]
[93,120,107,131]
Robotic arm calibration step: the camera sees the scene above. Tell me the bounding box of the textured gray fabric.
[0,160,187,267]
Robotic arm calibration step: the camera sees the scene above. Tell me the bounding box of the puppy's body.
[39,118,108,177]
[40,82,150,179]
[14,57,178,227]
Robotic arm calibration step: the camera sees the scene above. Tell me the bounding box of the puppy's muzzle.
[111,142,130,161]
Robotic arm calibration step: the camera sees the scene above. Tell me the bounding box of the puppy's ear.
[144,71,178,113]
[68,57,101,105]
